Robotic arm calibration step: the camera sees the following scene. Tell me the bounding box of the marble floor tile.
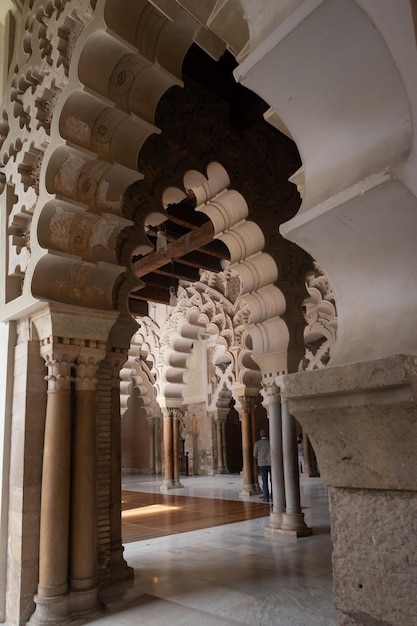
[87,475,339,626]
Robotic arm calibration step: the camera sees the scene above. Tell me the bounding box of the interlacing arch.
[299,263,338,371]
[128,266,261,410]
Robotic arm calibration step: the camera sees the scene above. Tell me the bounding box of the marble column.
[239,396,258,497]
[280,397,312,537]
[264,383,286,533]
[70,355,98,615]
[30,352,73,624]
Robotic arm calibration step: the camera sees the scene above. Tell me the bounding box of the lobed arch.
[144,161,285,405]
[22,1,287,350]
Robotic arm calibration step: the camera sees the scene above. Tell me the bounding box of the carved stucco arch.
[25,3,286,371]
[119,339,162,421]
[1,0,289,373]
[129,265,262,412]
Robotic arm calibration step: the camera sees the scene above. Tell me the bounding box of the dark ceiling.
[128,45,271,315]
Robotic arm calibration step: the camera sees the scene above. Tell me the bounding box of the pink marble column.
[239,396,258,497]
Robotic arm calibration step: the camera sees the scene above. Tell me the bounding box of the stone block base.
[330,486,417,626]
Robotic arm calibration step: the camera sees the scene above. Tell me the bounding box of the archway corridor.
[101,474,336,626]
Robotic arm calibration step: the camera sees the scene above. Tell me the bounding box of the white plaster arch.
[235,0,417,366]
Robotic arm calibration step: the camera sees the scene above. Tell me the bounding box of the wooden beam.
[133,221,215,278]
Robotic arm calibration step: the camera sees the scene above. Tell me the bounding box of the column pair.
[30,345,100,624]
[160,407,183,492]
[264,382,311,537]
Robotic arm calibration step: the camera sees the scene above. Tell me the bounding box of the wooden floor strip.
[121,491,271,542]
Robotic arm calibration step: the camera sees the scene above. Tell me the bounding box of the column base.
[109,545,134,584]
[70,588,98,618]
[278,512,312,537]
[160,480,183,492]
[28,593,73,625]
[239,483,258,497]
[264,511,283,533]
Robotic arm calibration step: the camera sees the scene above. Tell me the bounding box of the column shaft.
[265,385,286,532]
[38,389,71,597]
[173,416,181,486]
[148,419,155,474]
[162,414,174,487]
[239,398,257,496]
[70,389,96,591]
[215,421,224,473]
[280,398,311,536]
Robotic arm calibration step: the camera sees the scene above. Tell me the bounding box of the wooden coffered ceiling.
[129,192,230,315]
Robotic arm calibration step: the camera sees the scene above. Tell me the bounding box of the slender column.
[221,421,229,472]
[214,420,223,472]
[70,355,99,614]
[239,396,258,497]
[30,352,73,624]
[161,409,174,489]
[264,383,286,533]
[108,351,133,583]
[172,412,182,486]
[251,402,262,494]
[280,397,312,537]
[146,417,156,474]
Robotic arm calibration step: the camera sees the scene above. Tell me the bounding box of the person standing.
[253,429,272,502]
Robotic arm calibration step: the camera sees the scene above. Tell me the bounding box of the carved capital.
[238,395,256,413]
[43,354,73,392]
[74,355,98,391]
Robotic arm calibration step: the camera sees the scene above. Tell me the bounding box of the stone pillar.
[285,355,417,625]
[108,351,133,584]
[239,396,258,497]
[30,350,73,624]
[280,396,312,537]
[264,383,286,533]
[70,355,99,615]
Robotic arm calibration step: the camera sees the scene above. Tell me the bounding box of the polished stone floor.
[89,474,339,625]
